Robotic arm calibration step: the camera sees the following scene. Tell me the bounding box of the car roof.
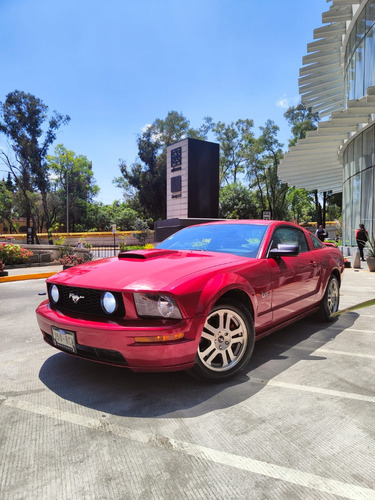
[191,219,295,228]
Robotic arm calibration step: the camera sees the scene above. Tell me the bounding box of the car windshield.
[157,223,268,258]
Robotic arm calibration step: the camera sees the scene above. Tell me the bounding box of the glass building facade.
[280,0,375,248]
[345,2,375,103]
[343,1,375,244]
[342,126,374,244]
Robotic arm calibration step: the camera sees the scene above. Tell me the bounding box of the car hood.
[49,249,246,291]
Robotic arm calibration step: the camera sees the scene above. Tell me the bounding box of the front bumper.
[36,301,204,372]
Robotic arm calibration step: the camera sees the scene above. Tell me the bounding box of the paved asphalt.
[0,261,375,499]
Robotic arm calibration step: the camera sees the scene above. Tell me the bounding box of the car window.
[157,223,268,258]
[269,227,309,253]
[309,233,324,249]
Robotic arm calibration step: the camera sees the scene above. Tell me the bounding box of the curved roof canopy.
[279,0,375,193]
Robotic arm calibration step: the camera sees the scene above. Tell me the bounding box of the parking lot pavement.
[0,269,374,499]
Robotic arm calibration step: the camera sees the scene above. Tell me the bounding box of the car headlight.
[133,293,182,319]
[50,284,59,304]
[101,291,117,314]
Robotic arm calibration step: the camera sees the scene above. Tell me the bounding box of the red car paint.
[36,220,344,375]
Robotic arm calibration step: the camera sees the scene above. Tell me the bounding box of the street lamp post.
[66,168,69,233]
[111,224,116,255]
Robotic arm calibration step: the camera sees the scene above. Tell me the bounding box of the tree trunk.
[314,190,322,226]
[322,191,327,227]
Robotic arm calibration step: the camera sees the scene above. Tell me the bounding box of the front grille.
[44,332,128,366]
[47,283,125,318]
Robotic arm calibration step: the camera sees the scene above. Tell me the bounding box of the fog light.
[101,292,117,314]
[134,332,185,343]
[50,284,59,303]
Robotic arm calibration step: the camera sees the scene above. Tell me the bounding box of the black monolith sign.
[154,138,220,241]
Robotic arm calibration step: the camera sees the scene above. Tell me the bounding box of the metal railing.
[89,245,120,259]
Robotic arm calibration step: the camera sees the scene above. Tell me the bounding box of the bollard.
[353,248,361,269]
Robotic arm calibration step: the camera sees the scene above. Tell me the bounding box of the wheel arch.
[216,289,254,319]
[195,272,256,320]
[331,267,342,287]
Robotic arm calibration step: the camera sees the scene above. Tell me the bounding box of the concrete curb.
[0,271,59,283]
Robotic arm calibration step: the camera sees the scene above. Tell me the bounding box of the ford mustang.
[36,220,344,381]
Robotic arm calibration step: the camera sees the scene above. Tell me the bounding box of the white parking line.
[331,328,375,334]
[273,343,375,360]
[2,396,375,500]
[250,378,375,403]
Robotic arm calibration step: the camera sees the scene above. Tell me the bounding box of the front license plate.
[52,327,77,354]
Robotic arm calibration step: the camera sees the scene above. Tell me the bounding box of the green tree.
[0,90,70,242]
[114,111,207,220]
[106,201,139,231]
[0,180,17,232]
[247,120,288,220]
[284,102,319,148]
[219,183,257,219]
[4,172,15,192]
[285,187,315,223]
[47,144,99,232]
[209,119,254,185]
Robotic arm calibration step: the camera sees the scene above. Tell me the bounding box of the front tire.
[190,299,255,381]
[318,274,340,322]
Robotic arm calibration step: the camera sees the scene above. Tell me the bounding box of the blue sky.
[0,0,329,204]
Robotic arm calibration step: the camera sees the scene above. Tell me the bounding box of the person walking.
[315,224,328,242]
[356,223,368,261]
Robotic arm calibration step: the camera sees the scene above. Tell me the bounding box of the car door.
[267,226,321,323]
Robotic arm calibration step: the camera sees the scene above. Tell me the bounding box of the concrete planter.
[366,256,375,272]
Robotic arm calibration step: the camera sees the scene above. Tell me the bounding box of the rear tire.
[318,275,340,322]
[189,299,255,382]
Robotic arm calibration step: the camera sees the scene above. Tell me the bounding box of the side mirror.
[269,244,300,258]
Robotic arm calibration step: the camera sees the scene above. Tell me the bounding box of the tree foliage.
[219,183,257,219]
[209,119,254,185]
[47,144,99,231]
[0,92,342,235]
[247,120,288,220]
[0,180,17,232]
[0,90,70,242]
[284,102,319,147]
[114,111,208,220]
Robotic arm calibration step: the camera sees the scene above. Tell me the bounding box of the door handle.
[309,261,318,268]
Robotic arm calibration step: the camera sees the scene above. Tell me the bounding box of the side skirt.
[254,306,320,341]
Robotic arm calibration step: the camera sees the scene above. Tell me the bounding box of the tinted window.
[269,227,309,253]
[310,233,324,249]
[157,224,268,258]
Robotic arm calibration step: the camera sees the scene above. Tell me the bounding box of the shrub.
[0,244,34,265]
[132,219,151,245]
[0,260,5,272]
[59,254,84,267]
[119,244,155,252]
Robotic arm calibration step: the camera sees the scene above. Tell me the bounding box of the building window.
[345,1,375,102]
[343,123,375,244]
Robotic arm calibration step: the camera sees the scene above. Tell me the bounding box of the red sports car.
[36,220,344,381]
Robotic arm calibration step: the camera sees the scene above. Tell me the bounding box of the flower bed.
[59,254,84,268]
[0,244,34,265]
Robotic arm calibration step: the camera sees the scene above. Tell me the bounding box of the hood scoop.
[118,249,175,260]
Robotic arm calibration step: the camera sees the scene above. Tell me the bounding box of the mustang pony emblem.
[69,293,85,304]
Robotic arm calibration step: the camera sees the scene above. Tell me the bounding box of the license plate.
[52,327,77,354]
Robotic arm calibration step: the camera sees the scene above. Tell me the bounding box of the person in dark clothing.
[356,223,368,261]
[315,224,328,242]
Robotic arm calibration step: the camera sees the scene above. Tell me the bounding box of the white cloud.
[141,123,152,133]
[276,95,299,109]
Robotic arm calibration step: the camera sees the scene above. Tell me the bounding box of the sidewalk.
[0,263,63,283]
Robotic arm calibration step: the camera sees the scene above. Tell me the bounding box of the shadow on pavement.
[39,312,358,418]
